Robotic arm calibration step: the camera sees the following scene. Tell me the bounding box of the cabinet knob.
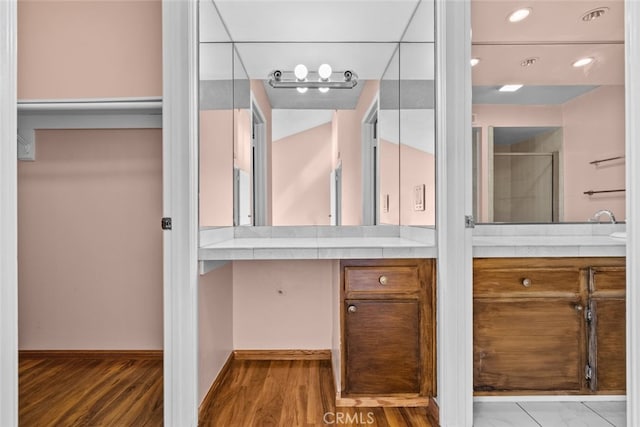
[379,275,388,285]
[347,305,357,314]
[522,278,532,287]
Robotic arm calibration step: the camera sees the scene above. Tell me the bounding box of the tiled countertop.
[198,224,626,262]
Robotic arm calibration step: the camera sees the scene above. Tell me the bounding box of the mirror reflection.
[472,0,625,224]
[198,0,435,227]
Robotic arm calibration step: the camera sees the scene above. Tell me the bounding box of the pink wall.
[18,0,162,99]
[234,109,252,172]
[18,129,163,350]
[200,110,234,227]
[233,261,332,350]
[199,263,233,404]
[272,123,332,226]
[336,80,380,225]
[473,86,625,223]
[379,139,400,224]
[401,144,436,225]
[562,85,625,222]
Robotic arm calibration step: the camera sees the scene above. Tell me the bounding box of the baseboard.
[335,393,431,408]
[18,350,163,360]
[199,352,235,419]
[233,349,331,361]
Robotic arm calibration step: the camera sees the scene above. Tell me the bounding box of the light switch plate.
[414,184,425,211]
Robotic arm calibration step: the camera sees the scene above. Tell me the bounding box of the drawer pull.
[378,275,388,285]
[522,278,532,287]
[347,305,357,314]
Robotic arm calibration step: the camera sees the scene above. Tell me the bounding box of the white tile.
[583,401,626,427]
[473,402,539,427]
[519,401,613,427]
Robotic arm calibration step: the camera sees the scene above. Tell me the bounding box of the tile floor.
[474,401,626,427]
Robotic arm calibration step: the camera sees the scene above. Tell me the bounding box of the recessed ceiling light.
[470,58,480,67]
[499,84,523,92]
[520,57,538,67]
[582,7,608,22]
[507,8,531,23]
[572,57,594,67]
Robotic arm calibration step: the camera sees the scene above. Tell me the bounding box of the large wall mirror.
[472,0,625,224]
[198,0,435,227]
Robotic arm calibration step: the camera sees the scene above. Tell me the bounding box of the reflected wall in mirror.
[472,0,625,224]
[198,0,435,227]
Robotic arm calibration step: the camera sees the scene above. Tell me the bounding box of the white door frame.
[625,1,640,425]
[251,94,267,226]
[361,97,380,225]
[0,1,18,425]
[435,0,474,425]
[162,0,199,426]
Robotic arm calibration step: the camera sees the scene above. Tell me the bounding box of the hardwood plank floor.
[19,357,163,426]
[199,359,436,427]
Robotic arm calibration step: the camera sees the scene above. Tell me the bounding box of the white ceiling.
[272,110,334,141]
[201,0,434,43]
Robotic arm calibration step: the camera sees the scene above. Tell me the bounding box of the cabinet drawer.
[474,268,580,297]
[345,266,419,294]
[591,267,626,293]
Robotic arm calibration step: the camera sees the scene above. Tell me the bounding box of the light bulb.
[319,87,330,93]
[572,57,594,68]
[297,87,308,94]
[294,64,308,80]
[318,63,332,80]
[508,8,531,23]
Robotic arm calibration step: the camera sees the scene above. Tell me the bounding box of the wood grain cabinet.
[473,258,625,395]
[341,259,436,403]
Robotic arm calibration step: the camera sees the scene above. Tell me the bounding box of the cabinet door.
[344,300,420,395]
[474,298,585,392]
[590,298,626,393]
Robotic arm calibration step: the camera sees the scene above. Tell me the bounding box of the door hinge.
[161,217,172,230]
[585,364,593,381]
[465,215,475,228]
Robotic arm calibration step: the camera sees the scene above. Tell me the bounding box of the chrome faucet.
[590,209,617,224]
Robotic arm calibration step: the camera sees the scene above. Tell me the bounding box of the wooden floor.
[199,359,436,427]
[20,357,434,426]
[19,356,163,426]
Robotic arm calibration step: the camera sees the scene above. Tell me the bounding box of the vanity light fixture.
[572,57,594,67]
[470,58,480,67]
[582,7,608,22]
[507,7,531,23]
[268,64,358,91]
[499,84,523,92]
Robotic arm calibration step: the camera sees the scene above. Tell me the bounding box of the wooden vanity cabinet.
[341,259,436,402]
[473,258,626,395]
[588,266,626,394]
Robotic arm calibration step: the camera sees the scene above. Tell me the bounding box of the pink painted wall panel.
[198,263,233,404]
[401,144,435,225]
[336,80,380,225]
[18,129,163,350]
[233,261,332,350]
[18,0,162,99]
[200,110,233,227]
[379,139,399,224]
[272,123,332,226]
[562,85,625,222]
